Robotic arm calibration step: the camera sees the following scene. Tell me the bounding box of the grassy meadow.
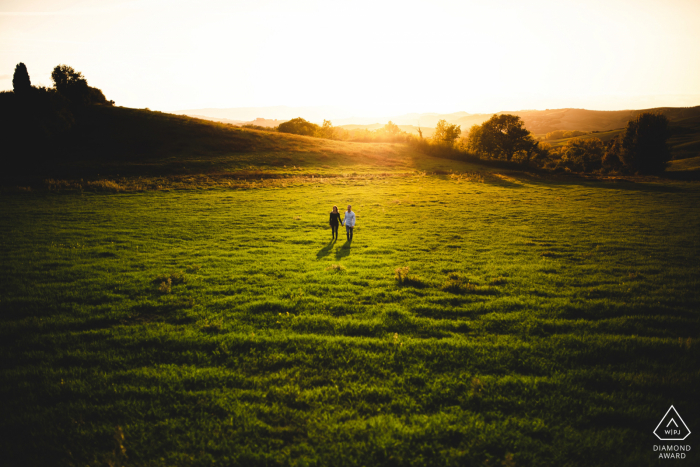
[2,161,699,465]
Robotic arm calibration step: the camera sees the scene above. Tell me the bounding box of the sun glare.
[1,0,699,115]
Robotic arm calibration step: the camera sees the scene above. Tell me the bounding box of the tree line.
[2,61,672,176]
[271,118,410,143]
[1,62,113,162]
[272,112,672,175]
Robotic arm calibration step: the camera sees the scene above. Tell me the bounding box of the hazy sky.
[1,0,700,116]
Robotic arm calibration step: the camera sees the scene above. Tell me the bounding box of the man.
[344,205,356,241]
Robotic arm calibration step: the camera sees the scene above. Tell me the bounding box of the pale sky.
[1,0,699,116]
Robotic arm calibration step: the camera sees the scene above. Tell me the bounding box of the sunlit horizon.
[2,0,700,117]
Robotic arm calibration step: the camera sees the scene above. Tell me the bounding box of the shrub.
[555,137,605,172]
[394,266,424,287]
[154,270,187,285]
[200,316,224,334]
[277,117,319,136]
[158,278,172,294]
[440,273,477,294]
[602,136,624,172]
[346,121,410,143]
[432,119,461,145]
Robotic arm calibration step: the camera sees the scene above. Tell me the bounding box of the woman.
[329,205,343,240]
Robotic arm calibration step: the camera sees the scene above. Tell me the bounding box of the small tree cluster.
[546,138,606,172]
[432,119,461,146]
[547,112,671,175]
[463,114,545,166]
[277,117,320,136]
[617,112,671,174]
[346,121,410,143]
[51,64,113,107]
[1,62,114,166]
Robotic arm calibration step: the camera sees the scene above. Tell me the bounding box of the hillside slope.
[447,106,700,135]
[2,106,477,184]
[5,105,698,187]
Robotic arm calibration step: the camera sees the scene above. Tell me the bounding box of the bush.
[394,266,424,287]
[346,121,410,143]
[277,117,319,136]
[432,119,461,145]
[554,137,605,173]
[440,273,477,294]
[154,270,187,285]
[602,136,624,172]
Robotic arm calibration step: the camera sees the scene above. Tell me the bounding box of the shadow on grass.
[524,175,688,193]
[335,241,352,259]
[316,239,336,259]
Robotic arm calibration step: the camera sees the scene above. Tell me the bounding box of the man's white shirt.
[344,211,356,227]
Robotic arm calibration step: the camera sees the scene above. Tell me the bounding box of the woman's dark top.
[330,212,342,225]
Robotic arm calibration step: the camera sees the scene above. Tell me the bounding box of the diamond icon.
[654,406,691,441]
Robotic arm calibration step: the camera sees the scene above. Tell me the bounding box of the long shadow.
[461,164,692,193]
[527,177,687,193]
[316,239,336,259]
[335,241,352,259]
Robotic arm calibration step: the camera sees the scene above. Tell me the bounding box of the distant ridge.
[175,105,700,135]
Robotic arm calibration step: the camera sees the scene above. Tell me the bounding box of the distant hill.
[183,114,247,125]
[179,115,287,128]
[169,104,700,161]
[2,106,438,184]
[498,106,700,134]
[3,104,698,185]
[338,123,435,137]
[429,106,700,135]
[240,117,287,128]
[176,105,700,136]
[173,105,348,123]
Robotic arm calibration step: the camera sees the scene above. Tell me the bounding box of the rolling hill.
[1,105,477,187]
[3,104,699,190]
[179,105,700,161]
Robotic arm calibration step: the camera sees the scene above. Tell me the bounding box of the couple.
[329,205,356,241]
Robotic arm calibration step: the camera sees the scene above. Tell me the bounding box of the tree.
[463,124,483,155]
[619,112,671,174]
[432,119,461,146]
[472,114,537,162]
[51,65,90,106]
[382,121,401,136]
[87,86,114,106]
[277,117,320,136]
[12,63,32,96]
[558,137,605,172]
[316,119,335,139]
[602,136,624,172]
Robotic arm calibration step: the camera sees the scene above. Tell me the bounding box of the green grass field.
[2,168,699,465]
